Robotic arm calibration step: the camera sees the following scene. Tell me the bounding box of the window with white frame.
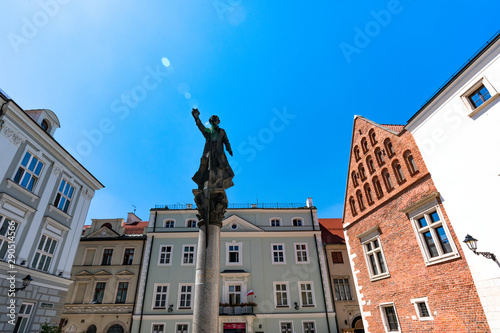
[164,220,175,228]
[226,242,242,265]
[460,77,499,116]
[54,179,75,213]
[410,207,458,265]
[186,219,197,228]
[182,245,195,265]
[280,322,293,332]
[13,151,44,192]
[153,284,169,309]
[411,297,433,321]
[12,302,34,333]
[228,284,242,305]
[158,245,173,265]
[299,282,315,307]
[0,215,19,260]
[31,234,57,272]
[303,321,316,333]
[270,218,281,227]
[176,324,189,333]
[380,303,400,332]
[151,324,164,333]
[294,243,309,263]
[274,282,289,307]
[333,278,353,301]
[363,236,389,280]
[271,244,285,264]
[292,218,303,226]
[178,284,193,309]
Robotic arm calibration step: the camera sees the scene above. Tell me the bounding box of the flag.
[246,290,254,296]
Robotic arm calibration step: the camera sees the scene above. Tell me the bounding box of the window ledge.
[370,273,391,282]
[48,204,72,222]
[6,179,40,202]
[276,305,290,308]
[425,252,460,266]
[468,92,499,117]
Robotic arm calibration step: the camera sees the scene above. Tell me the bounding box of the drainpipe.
[130,236,146,333]
[138,211,157,332]
[314,233,332,333]
[323,242,340,333]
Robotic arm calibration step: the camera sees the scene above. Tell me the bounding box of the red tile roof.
[380,124,404,133]
[319,218,345,244]
[124,221,148,235]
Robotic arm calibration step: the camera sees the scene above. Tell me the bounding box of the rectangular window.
[274,283,289,307]
[303,322,316,333]
[13,152,44,191]
[164,220,174,228]
[54,179,75,213]
[0,215,19,259]
[31,235,57,272]
[123,248,134,265]
[159,245,173,265]
[363,236,389,280]
[176,324,189,333]
[186,219,197,227]
[179,284,193,309]
[270,218,281,227]
[411,297,433,321]
[152,324,165,333]
[380,303,400,332]
[280,322,293,332]
[115,282,128,303]
[469,85,491,108]
[83,248,96,266]
[272,244,285,264]
[331,251,343,263]
[182,245,195,265]
[226,243,241,265]
[228,284,241,305]
[295,243,309,263]
[292,218,303,226]
[333,278,353,301]
[153,284,169,309]
[12,302,34,333]
[93,282,106,304]
[299,282,315,307]
[101,249,113,265]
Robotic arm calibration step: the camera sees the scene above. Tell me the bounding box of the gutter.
[130,236,146,332]
[323,242,340,333]
[138,211,157,332]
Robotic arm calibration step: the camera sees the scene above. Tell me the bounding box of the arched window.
[107,324,124,333]
[392,160,406,184]
[369,129,377,145]
[366,156,375,173]
[373,177,383,198]
[384,138,395,157]
[356,190,365,211]
[375,147,385,165]
[86,325,97,333]
[364,183,374,205]
[41,119,50,132]
[102,223,112,230]
[354,146,361,161]
[358,164,366,181]
[351,171,359,187]
[349,197,357,216]
[404,151,419,175]
[382,169,394,191]
[361,138,369,153]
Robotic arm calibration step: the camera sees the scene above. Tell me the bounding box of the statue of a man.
[192,108,234,190]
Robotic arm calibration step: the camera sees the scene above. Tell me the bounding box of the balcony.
[219,304,255,315]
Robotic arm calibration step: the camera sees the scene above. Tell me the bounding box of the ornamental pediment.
[74,270,93,281]
[221,215,264,232]
[87,226,121,238]
[94,270,112,281]
[116,270,135,280]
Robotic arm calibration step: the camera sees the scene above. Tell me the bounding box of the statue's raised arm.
[192,108,209,139]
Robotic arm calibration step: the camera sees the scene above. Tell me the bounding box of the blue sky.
[1,0,499,222]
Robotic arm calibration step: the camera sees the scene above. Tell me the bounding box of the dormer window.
[41,119,50,132]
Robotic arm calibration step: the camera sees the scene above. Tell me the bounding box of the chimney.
[306,197,313,208]
[126,212,141,225]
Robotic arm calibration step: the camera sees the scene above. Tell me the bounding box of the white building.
[0,89,103,332]
[406,31,500,331]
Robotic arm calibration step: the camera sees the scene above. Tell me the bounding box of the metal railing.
[154,202,306,210]
[219,305,254,315]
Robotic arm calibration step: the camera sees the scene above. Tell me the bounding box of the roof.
[124,221,149,235]
[319,218,345,244]
[380,124,404,133]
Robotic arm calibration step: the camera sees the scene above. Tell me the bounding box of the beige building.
[62,213,147,333]
[320,219,363,333]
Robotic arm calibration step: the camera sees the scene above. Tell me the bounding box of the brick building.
[342,117,490,332]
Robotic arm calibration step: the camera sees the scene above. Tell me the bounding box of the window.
[54,179,75,213]
[299,282,315,307]
[411,297,433,321]
[152,324,164,333]
[373,177,383,198]
[361,138,369,153]
[295,243,309,263]
[270,218,281,227]
[333,278,353,301]
[86,325,97,333]
[13,152,44,191]
[356,190,365,211]
[115,282,128,303]
[41,119,50,132]
[159,245,173,265]
[375,147,385,165]
[176,324,188,333]
[369,129,377,145]
[364,184,374,205]
[331,251,343,263]
[0,215,19,259]
[226,242,241,265]
[153,284,169,309]
[460,77,499,116]
[367,156,375,173]
[351,171,359,187]
[274,283,289,307]
[101,249,113,265]
[404,151,419,175]
[31,234,57,272]
[178,284,193,308]
[182,245,195,265]
[349,197,357,216]
[12,302,34,333]
[280,322,293,333]
[164,220,174,228]
[384,139,395,157]
[469,85,492,108]
[292,218,303,226]
[392,161,406,184]
[382,169,394,191]
[358,164,366,180]
[380,303,400,332]
[186,219,197,227]
[411,208,458,264]
[354,146,360,161]
[271,244,285,264]
[303,321,316,333]
[228,284,241,305]
[363,236,389,280]
[93,282,106,304]
[123,248,134,265]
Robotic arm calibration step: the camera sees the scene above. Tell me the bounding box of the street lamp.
[463,234,499,267]
[14,275,33,291]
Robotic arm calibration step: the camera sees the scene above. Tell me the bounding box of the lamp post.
[14,275,33,291]
[463,234,500,268]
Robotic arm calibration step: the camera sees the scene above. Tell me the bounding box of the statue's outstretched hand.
[192,108,200,118]
[228,149,233,156]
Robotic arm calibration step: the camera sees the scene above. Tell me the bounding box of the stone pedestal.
[192,189,227,333]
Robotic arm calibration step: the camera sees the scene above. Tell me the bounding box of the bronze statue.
[192,108,234,190]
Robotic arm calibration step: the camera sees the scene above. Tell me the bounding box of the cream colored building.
[62,213,147,333]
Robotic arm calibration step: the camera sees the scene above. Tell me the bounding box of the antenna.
[132,205,136,214]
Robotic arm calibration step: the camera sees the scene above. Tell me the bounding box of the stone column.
[192,189,227,333]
